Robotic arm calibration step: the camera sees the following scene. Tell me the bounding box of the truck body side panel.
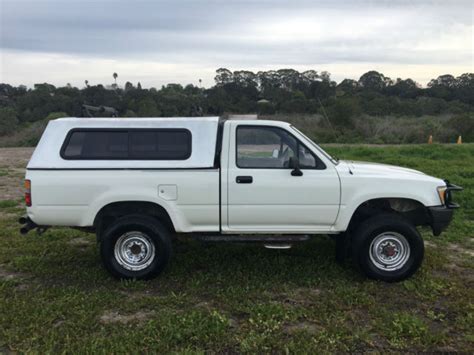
[26,169,220,232]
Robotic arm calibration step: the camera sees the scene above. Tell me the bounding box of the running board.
[194,235,310,243]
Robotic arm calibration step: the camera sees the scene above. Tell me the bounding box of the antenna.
[317,97,339,142]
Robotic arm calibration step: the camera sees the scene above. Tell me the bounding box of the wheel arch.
[94,201,176,239]
[346,197,430,232]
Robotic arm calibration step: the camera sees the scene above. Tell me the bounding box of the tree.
[257,70,280,97]
[0,107,19,135]
[214,68,233,86]
[453,73,474,105]
[428,74,456,88]
[359,71,392,91]
[301,70,320,83]
[137,98,160,117]
[233,70,257,88]
[34,83,56,92]
[456,73,474,88]
[276,69,301,91]
[337,79,359,95]
[386,78,420,98]
[320,71,331,82]
[124,81,134,91]
[310,80,335,100]
[426,74,458,101]
[0,68,472,142]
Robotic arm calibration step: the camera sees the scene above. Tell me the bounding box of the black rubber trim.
[213,120,224,169]
[215,120,225,232]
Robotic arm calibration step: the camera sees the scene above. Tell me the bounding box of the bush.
[448,114,474,142]
[45,112,68,120]
[326,98,360,128]
[0,107,19,136]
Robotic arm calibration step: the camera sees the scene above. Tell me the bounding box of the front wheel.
[100,215,172,280]
[352,213,424,282]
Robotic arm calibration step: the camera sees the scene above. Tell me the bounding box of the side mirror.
[289,157,303,176]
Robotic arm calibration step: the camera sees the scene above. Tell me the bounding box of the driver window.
[299,144,317,168]
[236,126,297,168]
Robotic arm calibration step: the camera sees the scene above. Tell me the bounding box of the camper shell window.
[61,128,192,160]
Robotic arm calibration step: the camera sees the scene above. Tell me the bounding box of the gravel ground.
[0,148,33,201]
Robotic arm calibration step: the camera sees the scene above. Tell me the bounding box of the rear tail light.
[25,179,31,207]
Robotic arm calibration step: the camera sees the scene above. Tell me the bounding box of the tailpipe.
[18,215,48,235]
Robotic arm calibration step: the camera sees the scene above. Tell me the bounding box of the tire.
[352,213,424,282]
[100,215,172,280]
[335,232,351,264]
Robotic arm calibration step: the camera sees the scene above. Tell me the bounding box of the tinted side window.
[62,131,86,158]
[129,131,157,159]
[236,126,321,169]
[129,130,191,159]
[156,131,191,159]
[237,126,297,168]
[64,131,128,159]
[62,129,191,160]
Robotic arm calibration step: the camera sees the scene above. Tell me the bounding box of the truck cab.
[21,117,461,282]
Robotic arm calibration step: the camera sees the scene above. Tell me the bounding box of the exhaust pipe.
[20,220,37,234]
[18,215,48,235]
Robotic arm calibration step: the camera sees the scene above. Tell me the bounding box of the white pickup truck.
[20,117,461,282]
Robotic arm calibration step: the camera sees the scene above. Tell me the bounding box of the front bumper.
[429,180,462,236]
[428,206,454,236]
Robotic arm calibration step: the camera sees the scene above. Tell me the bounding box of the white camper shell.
[28,117,220,169]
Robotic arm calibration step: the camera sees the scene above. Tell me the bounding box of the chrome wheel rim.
[369,232,410,271]
[114,231,155,271]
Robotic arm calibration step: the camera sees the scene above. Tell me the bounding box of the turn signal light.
[25,179,31,207]
[437,186,447,205]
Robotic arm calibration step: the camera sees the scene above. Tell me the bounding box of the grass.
[0,144,473,352]
[0,200,18,209]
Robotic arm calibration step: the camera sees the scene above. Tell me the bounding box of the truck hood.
[335,160,446,208]
[341,160,426,177]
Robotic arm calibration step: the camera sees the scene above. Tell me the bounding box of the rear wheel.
[100,215,172,280]
[352,213,424,282]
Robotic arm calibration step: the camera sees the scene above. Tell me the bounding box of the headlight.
[437,186,447,204]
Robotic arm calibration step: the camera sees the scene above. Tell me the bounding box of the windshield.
[290,125,339,165]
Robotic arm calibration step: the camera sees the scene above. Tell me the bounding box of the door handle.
[236,176,253,184]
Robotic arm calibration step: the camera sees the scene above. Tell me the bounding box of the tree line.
[0,69,472,142]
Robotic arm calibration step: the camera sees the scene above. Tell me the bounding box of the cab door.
[225,123,340,232]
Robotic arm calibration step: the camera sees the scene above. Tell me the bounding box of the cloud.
[1,0,472,87]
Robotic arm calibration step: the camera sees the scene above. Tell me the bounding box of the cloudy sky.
[0,0,472,88]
